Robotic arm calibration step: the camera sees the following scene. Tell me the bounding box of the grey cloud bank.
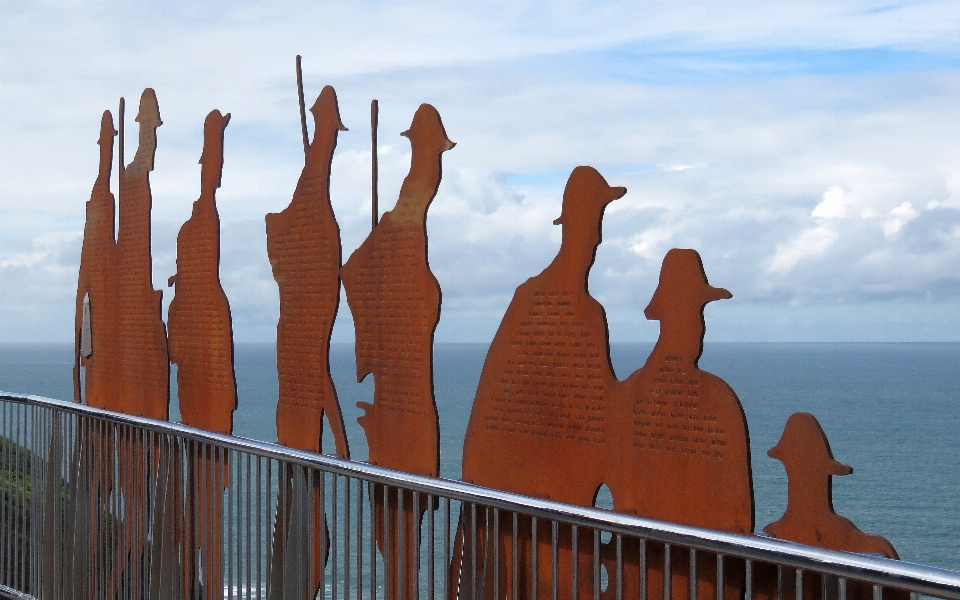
[2,1,959,343]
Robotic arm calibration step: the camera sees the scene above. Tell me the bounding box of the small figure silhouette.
[167,109,236,600]
[764,412,898,556]
[755,412,905,600]
[457,166,626,600]
[605,249,752,600]
[341,103,454,600]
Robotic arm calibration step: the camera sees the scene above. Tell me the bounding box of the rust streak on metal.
[342,102,454,600]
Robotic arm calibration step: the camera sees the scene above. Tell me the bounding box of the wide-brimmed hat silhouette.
[401,104,455,152]
[310,85,348,133]
[768,412,853,477]
[645,248,731,321]
[553,166,626,226]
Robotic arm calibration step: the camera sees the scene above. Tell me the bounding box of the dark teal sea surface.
[1,342,958,572]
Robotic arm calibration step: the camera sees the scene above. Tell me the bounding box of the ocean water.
[1,342,958,572]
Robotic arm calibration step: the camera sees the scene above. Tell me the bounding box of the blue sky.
[2,1,960,343]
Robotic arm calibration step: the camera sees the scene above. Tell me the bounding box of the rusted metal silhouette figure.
[266,84,349,599]
[603,249,752,600]
[108,89,170,600]
[755,413,905,600]
[457,166,626,600]
[341,103,454,600]
[268,85,350,457]
[117,88,170,420]
[167,109,236,600]
[71,111,120,599]
[74,111,120,410]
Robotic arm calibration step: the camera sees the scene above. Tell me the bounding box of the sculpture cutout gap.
[341,103,454,600]
[266,82,350,598]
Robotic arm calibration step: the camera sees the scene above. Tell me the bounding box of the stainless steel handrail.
[2,391,959,600]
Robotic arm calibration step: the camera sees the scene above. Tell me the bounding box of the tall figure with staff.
[266,56,350,599]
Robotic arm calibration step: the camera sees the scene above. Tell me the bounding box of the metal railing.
[1,392,958,600]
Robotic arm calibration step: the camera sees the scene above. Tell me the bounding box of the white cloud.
[883,201,919,237]
[3,1,960,342]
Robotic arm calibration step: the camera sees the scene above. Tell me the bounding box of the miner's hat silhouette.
[98,111,117,145]
[199,110,230,166]
[645,248,731,321]
[552,166,626,226]
[401,104,455,152]
[135,88,162,127]
[310,85,348,133]
[768,412,853,477]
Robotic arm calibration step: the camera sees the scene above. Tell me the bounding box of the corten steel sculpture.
[167,109,237,600]
[341,103,454,600]
[116,88,170,420]
[110,89,170,599]
[72,110,121,600]
[754,413,905,600]
[603,249,752,600]
[74,111,121,411]
[266,82,349,599]
[457,166,626,600]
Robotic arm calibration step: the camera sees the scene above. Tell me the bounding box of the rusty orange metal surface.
[168,109,237,436]
[267,85,350,459]
[166,109,236,599]
[74,110,120,411]
[72,113,121,600]
[266,83,349,597]
[754,412,905,600]
[116,88,170,421]
[341,103,454,600]
[604,248,752,600]
[457,166,625,600]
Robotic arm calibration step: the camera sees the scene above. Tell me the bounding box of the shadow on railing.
[1,392,958,600]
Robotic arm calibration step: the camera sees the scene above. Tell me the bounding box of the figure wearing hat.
[116,87,170,420]
[604,249,752,600]
[341,103,454,600]
[265,85,348,599]
[166,109,236,600]
[754,412,904,600]
[267,85,350,460]
[75,110,121,410]
[110,89,171,598]
[72,110,121,599]
[457,166,626,600]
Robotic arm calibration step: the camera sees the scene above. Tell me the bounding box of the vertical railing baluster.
[357,479,364,600]
[690,548,697,600]
[639,538,646,600]
[795,569,803,600]
[513,512,519,600]
[427,493,434,600]
[346,474,353,600]
[745,560,753,600]
[398,485,404,600]
[593,528,600,600]
[571,524,578,600]
[664,543,671,600]
[715,553,723,600]
[531,517,538,600]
